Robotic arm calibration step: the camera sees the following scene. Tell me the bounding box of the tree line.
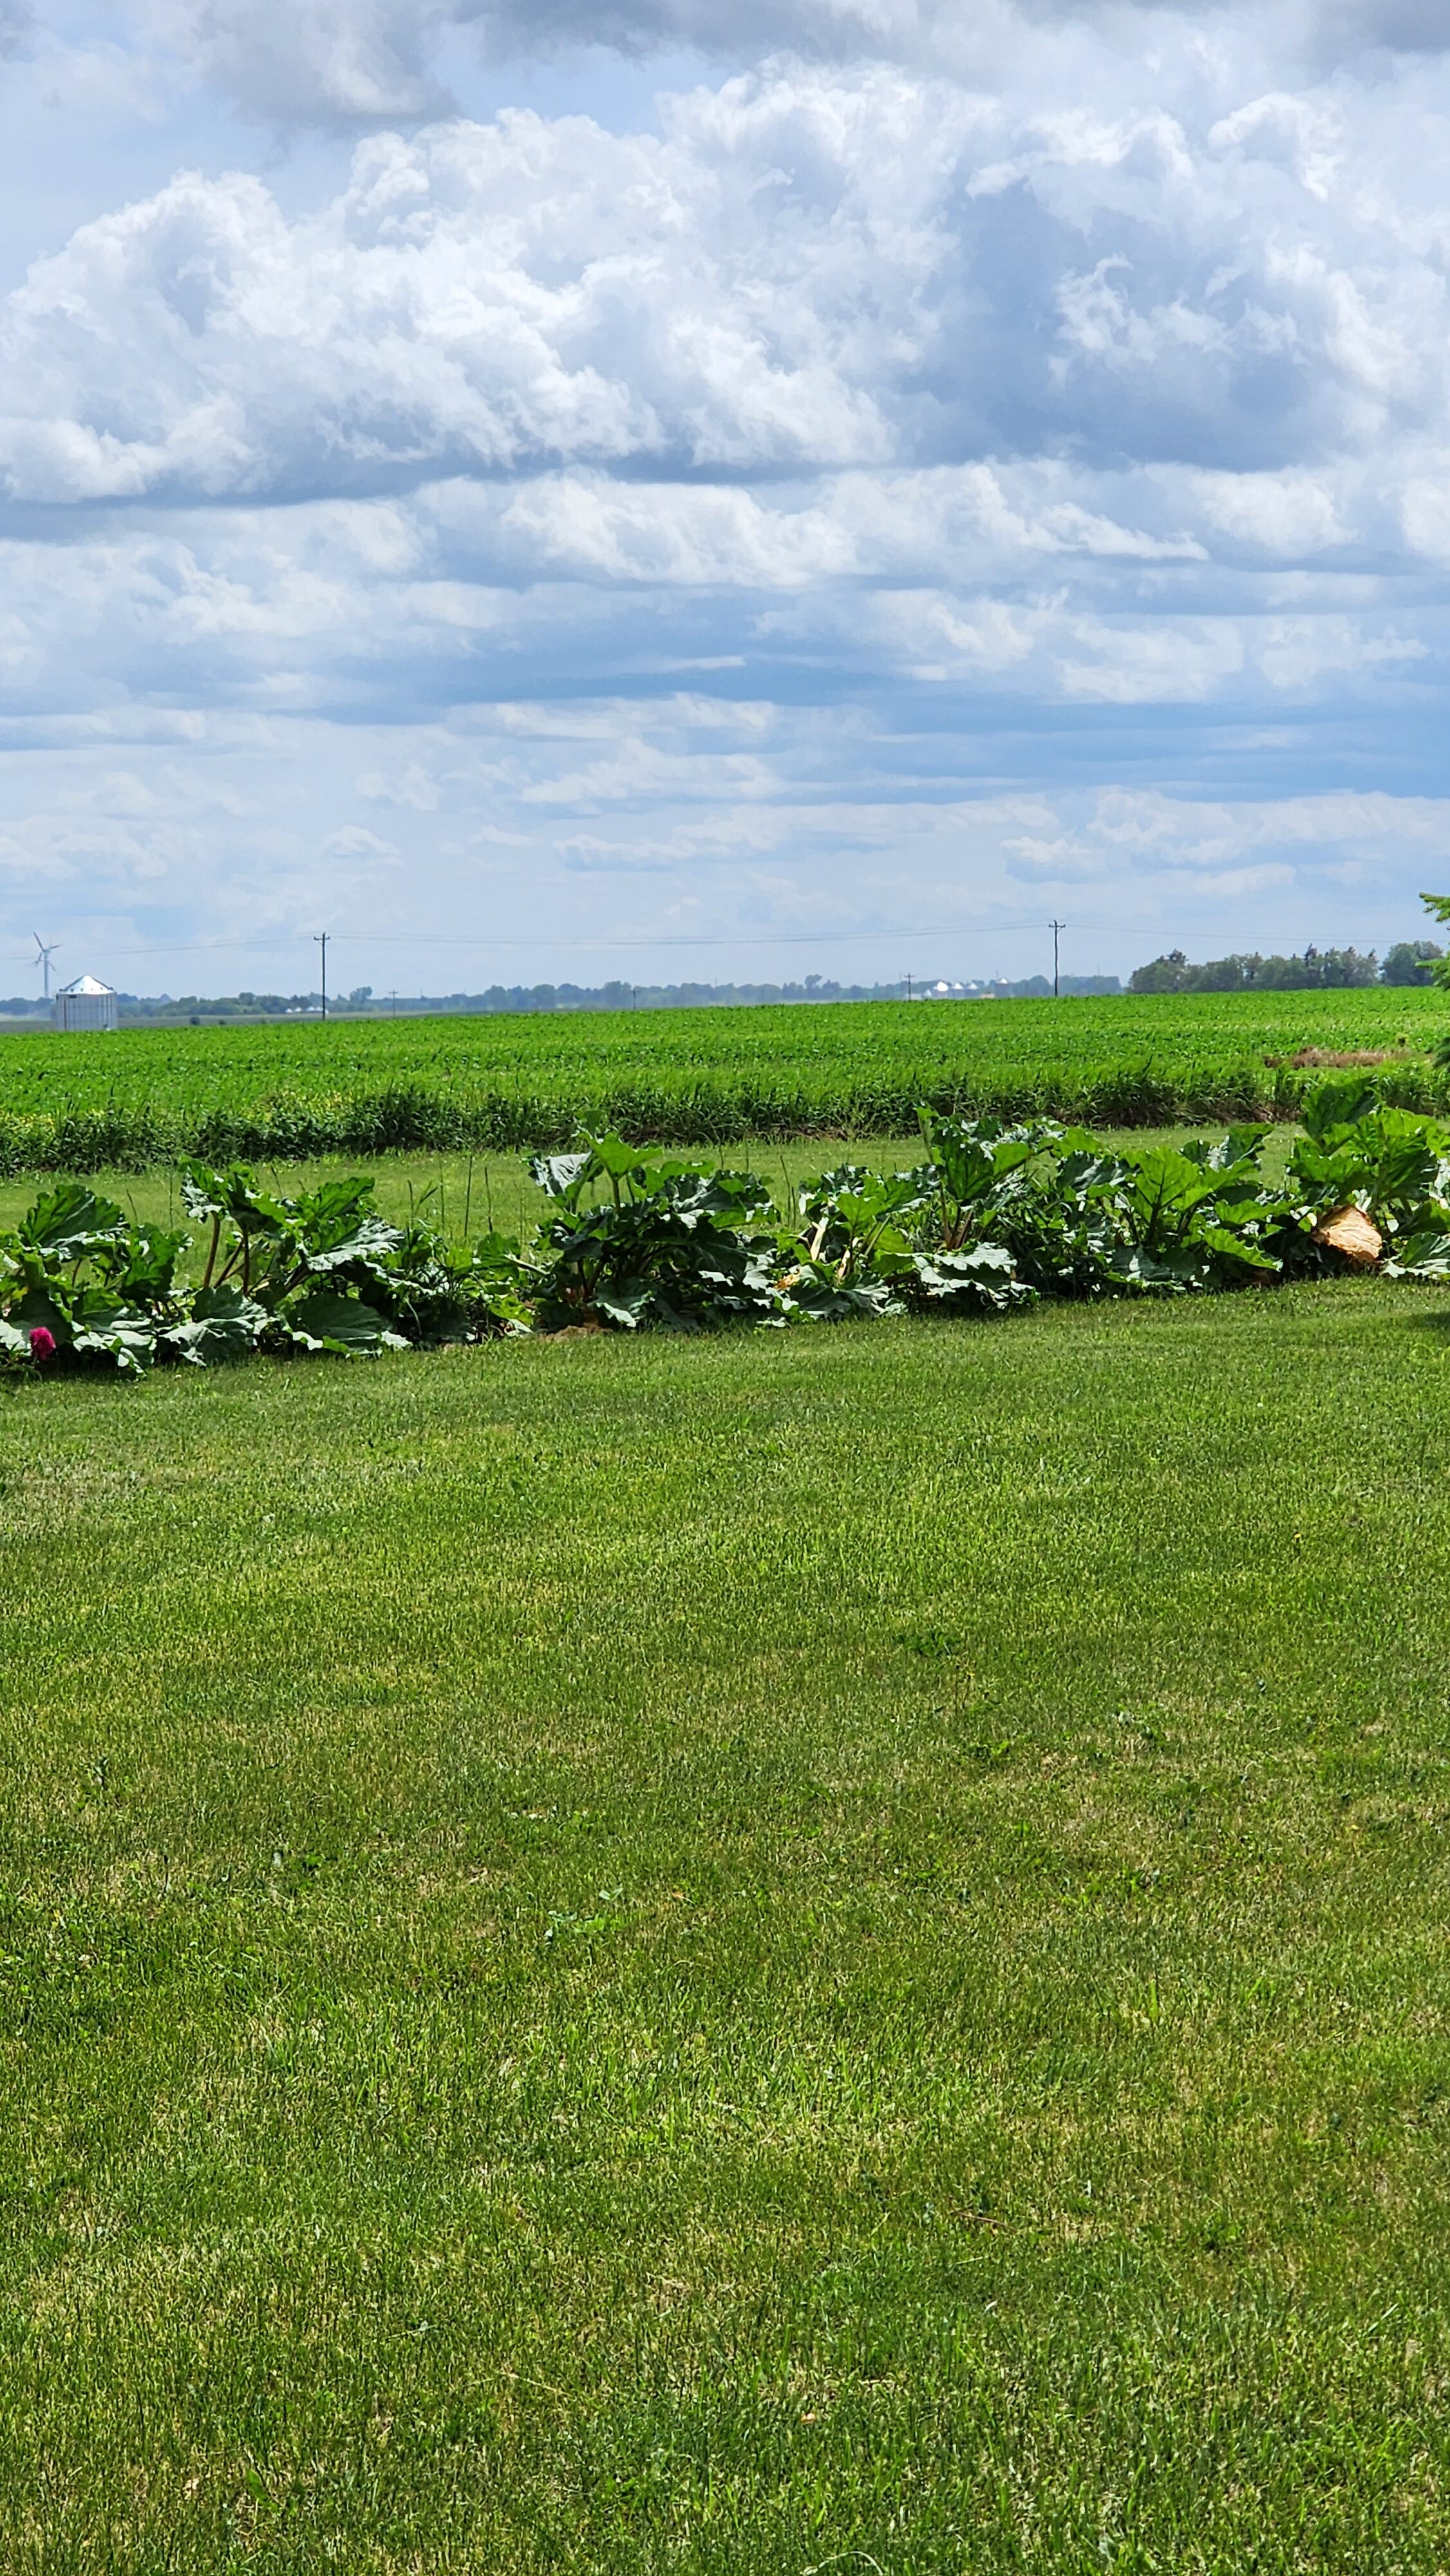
[1128,942,1442,994]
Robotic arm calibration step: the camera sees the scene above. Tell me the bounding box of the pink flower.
[28,1326,56,1361]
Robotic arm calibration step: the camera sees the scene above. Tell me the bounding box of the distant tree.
[1293,946,1377,989]
[1128,950,1188,994]
[1131,944,1375,994]
[1382,939,1444,986]
[1326,947,1377,988]
[1181,953,1250,992]
[348,985,373,1006]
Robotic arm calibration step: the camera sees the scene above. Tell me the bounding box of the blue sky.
[2,0,1449,995]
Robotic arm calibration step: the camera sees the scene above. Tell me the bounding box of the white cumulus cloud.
[120,1,1450,129]
[3,14,1449,978]
[8,54,1450,520]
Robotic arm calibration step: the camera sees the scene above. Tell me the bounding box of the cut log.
[1312,1204,1384,1266]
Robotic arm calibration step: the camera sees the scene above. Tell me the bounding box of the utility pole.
[389,989,398,1018]
[314,932,329,1021]
[1050,918,1065,999]
[906,972,914,1003]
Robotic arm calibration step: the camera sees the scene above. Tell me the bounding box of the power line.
[6,918,1059,965]
[3,911,1411,972]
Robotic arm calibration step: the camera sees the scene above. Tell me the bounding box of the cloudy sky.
[2,1,1449,994]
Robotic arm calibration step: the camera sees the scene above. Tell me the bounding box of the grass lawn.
[3,1285,1449,2569]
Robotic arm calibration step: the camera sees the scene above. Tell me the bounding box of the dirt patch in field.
[1262,1046,1414,1070]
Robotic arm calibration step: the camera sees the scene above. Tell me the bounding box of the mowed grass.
[3,1286,1450,2570]
[0,989,1445,1173]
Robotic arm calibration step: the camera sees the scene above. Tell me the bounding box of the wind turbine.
[32,933,59,1001]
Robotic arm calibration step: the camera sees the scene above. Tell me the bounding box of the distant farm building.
[54,974,118,1033]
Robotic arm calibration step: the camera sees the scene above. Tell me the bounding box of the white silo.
[54,974,119,1033]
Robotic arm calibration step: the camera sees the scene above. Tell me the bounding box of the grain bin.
[54,974,119,1032]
